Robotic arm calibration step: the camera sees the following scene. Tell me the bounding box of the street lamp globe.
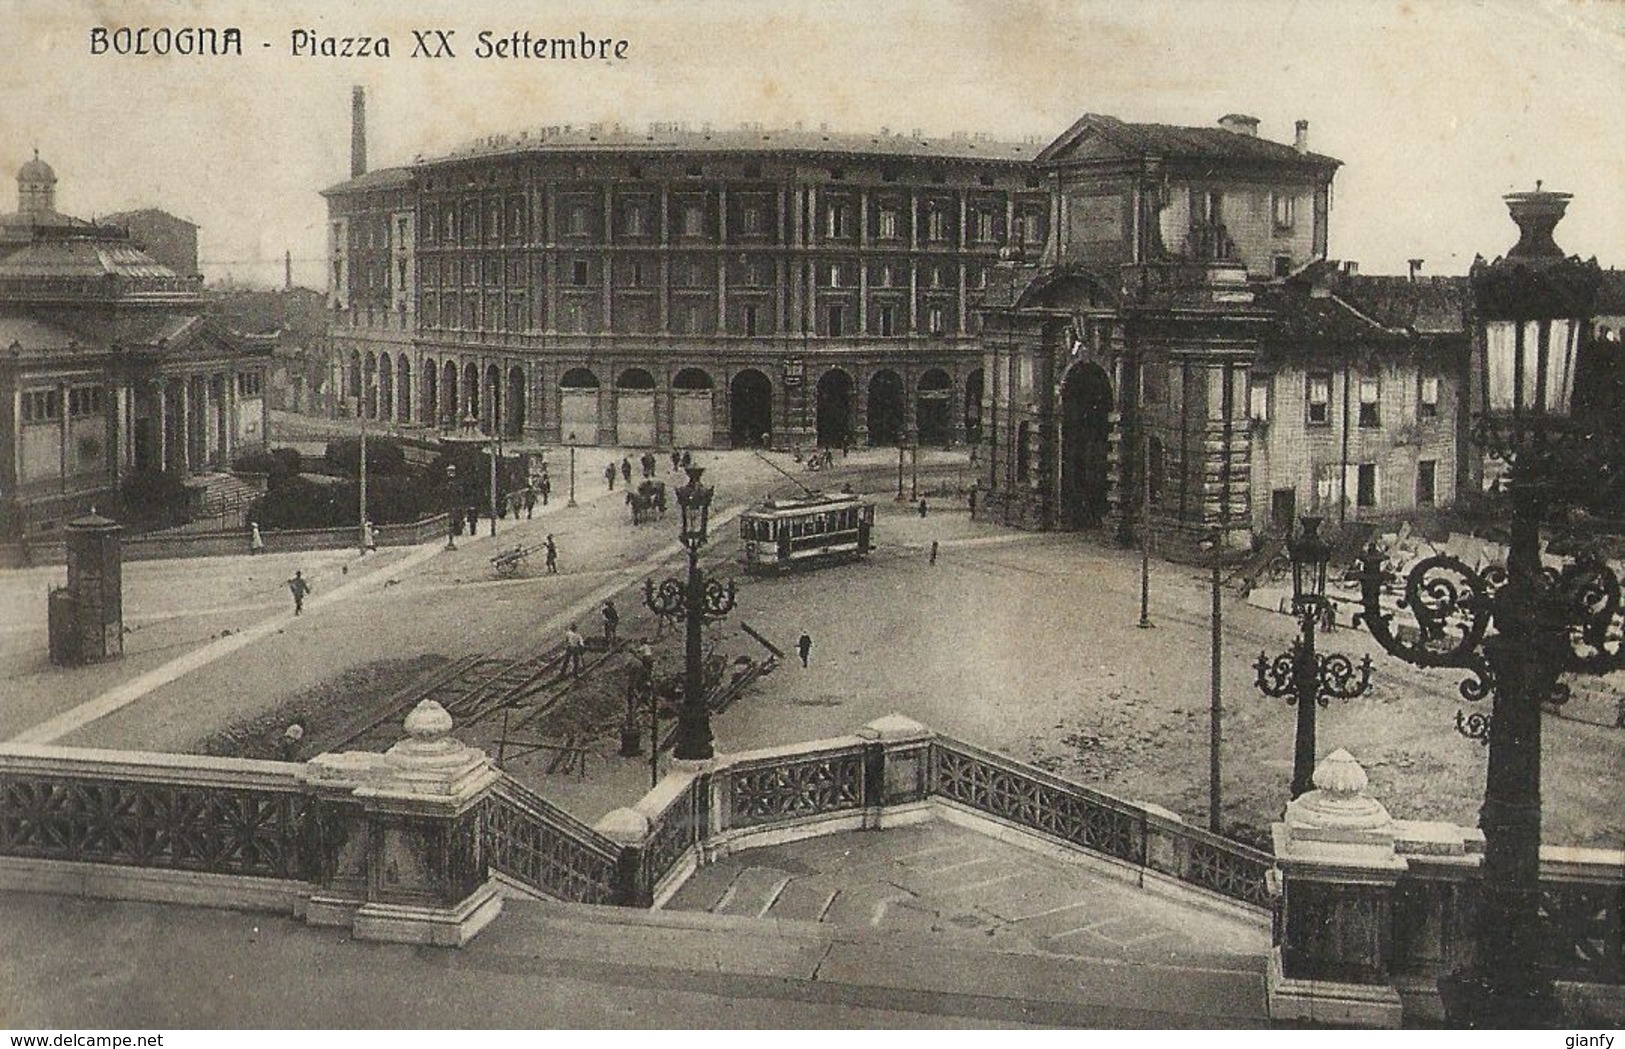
[1286,515,1332,613]
[1469,188,1600,445]
[676,465,712,545]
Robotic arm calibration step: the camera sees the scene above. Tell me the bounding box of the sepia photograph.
[0,0,1621,1034]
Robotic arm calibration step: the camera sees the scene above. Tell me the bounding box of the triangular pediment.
[1034,114,1138,166]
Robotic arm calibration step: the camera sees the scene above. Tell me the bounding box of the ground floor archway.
[729,368,773,447]
[964,368,984,445]
[672,368,715,448]
[506,366,526,437]
[1060,362,1114,528]
[559,367,601,445]
[867,369,905,446]
[917,368,954,447]
[816,368,855,448]
[616,367,658,447]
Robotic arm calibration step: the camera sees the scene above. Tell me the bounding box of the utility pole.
[488,435,499,538]
[1138,358,1154,629]
[1209,547,1222,834]
[358,379,368,556]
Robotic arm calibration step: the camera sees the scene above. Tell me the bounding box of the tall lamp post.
[641,466,737,761]
[1352,187,1610,1027]
[443,463,458,551]
[566,431,578,508]
[1253,516,1374,799]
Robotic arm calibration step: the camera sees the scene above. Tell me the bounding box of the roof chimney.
[1294,119,1309,154]
[285,249,293,291]
[1217,114,1260,137]
[350,86,367,178]
[1407,258,1424,282]
[1342,260,1359,276]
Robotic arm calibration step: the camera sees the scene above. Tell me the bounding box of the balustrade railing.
[1541,876,1623,985]
[483,776,620,905]
[0,751,311,882]
[641,775,707,891]
[724,743,867,829]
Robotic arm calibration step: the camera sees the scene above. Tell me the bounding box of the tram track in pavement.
[310,500,765,758]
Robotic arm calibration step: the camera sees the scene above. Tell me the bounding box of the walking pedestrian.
[287,570,312,615]
[364,519,378,551]
[278,722,305,761]
[670,450,681,472]
[249,521,265,555]
[561,623,586,678]
[620,457,632,484]
[680,449,692,470]
[524,487,536,519]
[605,463,617,491]
[797,631,812,668]
[602,599,620,643]
[544,534,558,574]
[539,474,551,506]
[466,505,480,536]
[930,540,939,565]
[918,498,929,518]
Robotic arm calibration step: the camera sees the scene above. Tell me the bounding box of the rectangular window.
[1359,376,1380,428]
[1419,375,1440,419]
[879,208,899,240]
[237,373,263,397]
[1417,460,1437,506]
[927,208,946,241]
[624,204,644,237]
[1357,463,1377,508]
[68,387,104,416]
[827,305,844,338]
[568,204,588,236]
[23,389,61,422]
[930,265,944,289]
[572,259,590,286]
[974,211,993,242]
[397,259,408,288]
[1273,255,1293,278]
[878,305,895,337]
[742,204,763,234]
[1272,193,1296,231]
[928,306,945,336]
[743,304,758,337]
[682,204,703,236]
[1249,379,1270,422]
[1307,373,1332,425]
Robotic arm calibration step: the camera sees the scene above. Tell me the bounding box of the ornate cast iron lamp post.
[1253,516,1374,799]
[642,466,737,761]
[1352,188,1610,1027]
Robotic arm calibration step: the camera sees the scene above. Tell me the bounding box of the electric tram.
[739,491,875,571]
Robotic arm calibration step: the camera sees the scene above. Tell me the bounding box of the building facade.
[324,114,1050,450]
[975,113,1475,550]
[103,208,200,280]
[0,156,269,537]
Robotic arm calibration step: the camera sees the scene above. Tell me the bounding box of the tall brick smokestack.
[350,86,367,178]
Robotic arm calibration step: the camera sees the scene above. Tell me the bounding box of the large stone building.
[975,114,1474,550]
[0,155,270,537]
[103,208,200,280]
[323,93,1048,450]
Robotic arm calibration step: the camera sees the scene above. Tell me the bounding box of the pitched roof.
[1037,114,1340,170]
[0,238,180,280]
[1331,274,1470,334]
[321,165,414,196]
[103,208,199,229]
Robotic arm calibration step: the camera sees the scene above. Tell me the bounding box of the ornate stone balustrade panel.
[725,747,865,829]
[483,779,620,906]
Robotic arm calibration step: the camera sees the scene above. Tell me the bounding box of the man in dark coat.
[797,632,812,668]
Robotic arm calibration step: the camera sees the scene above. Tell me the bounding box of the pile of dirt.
[192,654,449,760]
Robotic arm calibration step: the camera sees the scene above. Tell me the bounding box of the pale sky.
[3,0,1622,287]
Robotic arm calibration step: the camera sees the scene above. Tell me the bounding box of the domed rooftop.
[18,151,55,185]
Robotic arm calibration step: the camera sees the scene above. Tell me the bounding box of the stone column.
[303,700,503,947]
[154,379,168,472]
[1267,749,1406,1028]
[177,377,191,474]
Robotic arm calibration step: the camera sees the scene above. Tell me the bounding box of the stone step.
[712,866,792,918]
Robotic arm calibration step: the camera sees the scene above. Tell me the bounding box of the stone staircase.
[660,823,1274,971]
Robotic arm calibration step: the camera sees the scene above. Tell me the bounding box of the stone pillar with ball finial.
[1265,748,1407,1028]
[302,699,503,946]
